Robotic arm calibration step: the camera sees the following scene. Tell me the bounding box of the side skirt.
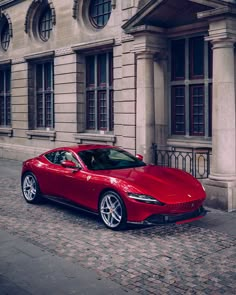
[42,195,99,216]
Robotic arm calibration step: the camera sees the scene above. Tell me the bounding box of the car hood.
[99,165,205,203]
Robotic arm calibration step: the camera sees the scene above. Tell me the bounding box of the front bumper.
[142,206,207,225]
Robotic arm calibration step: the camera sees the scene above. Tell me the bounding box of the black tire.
[99,191,127,230]
[21,172,42,204]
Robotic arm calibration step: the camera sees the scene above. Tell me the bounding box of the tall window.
[38,7,53,41]
[1,22,10,51]
[89,0,111,28]
[0,67,11,126]
[171,36,212,137]
[86,52,113,131]
[35,61,54,128]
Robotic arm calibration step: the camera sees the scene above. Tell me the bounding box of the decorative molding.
[74,133,116,144]
[126,25,165,35]
[0,127,13,137]
[11,57,25,64]
[72,0,79,19]
[0,9,13,37]
[205,32,236,43]
[0,58,11,65]
[24,50,55,61]
[72,38,115,52]
[111,0,116,9]
[198,6,236,20]
[26,130,56,141]
[0,1,25,9]
[25,0,56,34]
[55,47,74,57]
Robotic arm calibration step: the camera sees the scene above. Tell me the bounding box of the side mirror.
[136,154,143,161]
[61,160,78,169]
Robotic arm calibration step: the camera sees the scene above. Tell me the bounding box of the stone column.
[154,53,168,146]
[204,29,236,211]
[210,39,236,181]
[136,52,155,163]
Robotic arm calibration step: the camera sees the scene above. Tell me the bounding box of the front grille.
[164,199,204,212]
[145,206,207,224]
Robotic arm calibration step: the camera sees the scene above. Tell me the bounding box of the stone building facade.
[0,0,236,212]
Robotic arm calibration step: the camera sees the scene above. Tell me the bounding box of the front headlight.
[127,193,165,206]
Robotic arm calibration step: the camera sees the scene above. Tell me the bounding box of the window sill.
[167,136,212,148]
[74,133,116,145]
[0,127,13,137]
[26,130,56,141]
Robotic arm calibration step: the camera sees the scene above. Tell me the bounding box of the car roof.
[42,144,115,155]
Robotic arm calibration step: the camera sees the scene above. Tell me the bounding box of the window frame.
[34,60,54,129]
[85,52,113,132]
[89,0,112,29]
[38,6,53,42]
[189,84,205,136]
[170,35,212,137]
[0,66,11,127]
[1,21,10,51]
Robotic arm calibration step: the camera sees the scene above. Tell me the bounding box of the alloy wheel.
[100,192,124,229]
[22,173,38,202]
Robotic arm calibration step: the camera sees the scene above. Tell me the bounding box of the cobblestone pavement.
[0,159,236,295]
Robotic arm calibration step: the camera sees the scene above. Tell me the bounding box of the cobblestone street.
[0,159,236,294]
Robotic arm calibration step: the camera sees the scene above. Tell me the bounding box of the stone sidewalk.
[0,229,136,295]
[0,158,236,294]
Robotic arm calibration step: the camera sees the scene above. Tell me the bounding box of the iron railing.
[152,144,211,179]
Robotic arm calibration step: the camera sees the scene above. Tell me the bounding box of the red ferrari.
[21,145,207,230]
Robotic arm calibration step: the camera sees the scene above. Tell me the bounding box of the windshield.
[78,148,146,170]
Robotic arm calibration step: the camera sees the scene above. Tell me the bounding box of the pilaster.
[203,18,236,211]
[132,30,167,163]
[136,51,155,163]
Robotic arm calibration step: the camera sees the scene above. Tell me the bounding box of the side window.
[44,151,67,165]
[45,150,81,167]
[44,151,56,163]
[64,151,80,167]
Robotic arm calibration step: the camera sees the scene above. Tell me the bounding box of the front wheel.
[99,191,127,230]
[21,172,42,204]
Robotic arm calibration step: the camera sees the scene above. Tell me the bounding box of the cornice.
[0,0,25,9]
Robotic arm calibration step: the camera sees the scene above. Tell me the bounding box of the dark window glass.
[86,56,95,87]
[86,91,95,130]
[171,36,212,137]
[171,39,185,80]
[36,64,43,91]
[0,67,11,126]
[1,22,10,51]
[190,85,204,136]
[90,0,111,28]
[85,52,113,131]
[172,86,185,134]
[98,53,106,86]
[35,61,54,128]
[209,84,212,137]
[109,90,113,131]
[39,7,53,41]
[208,43,213,79]
[98,91,107,129]
[190,36,204,79]
[109,52,113,87]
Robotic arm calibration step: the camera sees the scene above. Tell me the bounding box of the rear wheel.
[99,191,127,230]
[21,172,42,204]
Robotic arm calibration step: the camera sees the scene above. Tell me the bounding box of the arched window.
[1,22,10,51]
[89,0,111,28]
[38,7,53,41]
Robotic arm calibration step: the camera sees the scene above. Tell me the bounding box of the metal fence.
[152,144,211,179]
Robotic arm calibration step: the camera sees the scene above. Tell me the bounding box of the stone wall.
[0,0,140,160]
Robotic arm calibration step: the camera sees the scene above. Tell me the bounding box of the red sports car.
[21,144,207,230]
